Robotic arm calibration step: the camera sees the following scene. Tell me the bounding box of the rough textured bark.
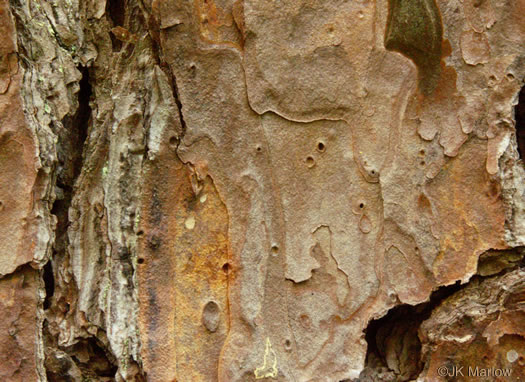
[0,0,524,381]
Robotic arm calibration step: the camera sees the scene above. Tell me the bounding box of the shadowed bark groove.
[516,85,525,159]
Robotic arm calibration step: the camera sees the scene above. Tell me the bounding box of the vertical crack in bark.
[107,0,127,52]
[42,261,54,311]
[161,60,188,144]
[515,85,525,160]
[169,71,188,140]
[148,30,187,152]
[47,64,92,310]
[147,28,186,139]
[44,66,120,381]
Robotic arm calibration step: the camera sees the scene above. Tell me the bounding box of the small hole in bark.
[317,141,326,152]
[222,263,230,272]
[137,230,144,236]
[420,161,426,166]
[359,203,365,209]
[515,85,525,159]
[271,245,279,255]
[473,0,483,7]
[419,149,425,156]
[284,339,292,350]
[188,63,197,79]
[137,258,145,264]
[169,136,178,146]
[256,145,262,152]
[306,156,315,168]
[0,200,3,211]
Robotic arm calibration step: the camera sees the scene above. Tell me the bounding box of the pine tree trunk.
[0,0,524,380]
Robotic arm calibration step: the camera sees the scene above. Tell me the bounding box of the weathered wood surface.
[0,0,524,380]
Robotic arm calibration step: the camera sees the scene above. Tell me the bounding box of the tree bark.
[0,0,524,381]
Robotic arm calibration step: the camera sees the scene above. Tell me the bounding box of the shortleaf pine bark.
[0,0,524,381]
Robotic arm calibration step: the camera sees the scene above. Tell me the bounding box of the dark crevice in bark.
[44,329,118,382]
[354,281,463,382]
[54,65,91,196]
[107,0,127,51]
[47,65,91,309]
[161,61,188,144]
[72,66,92,176]
[42,13,73,52]
[515,85,525,159]
[355,253,525,382]
[476,247,525,277]
[109,31,123,53]
[44,66,119,381]
[170,73,188,140]
[69,337,119,378]
[149,31,187,149]
[107,0,127,27]
[42,261,54,310]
